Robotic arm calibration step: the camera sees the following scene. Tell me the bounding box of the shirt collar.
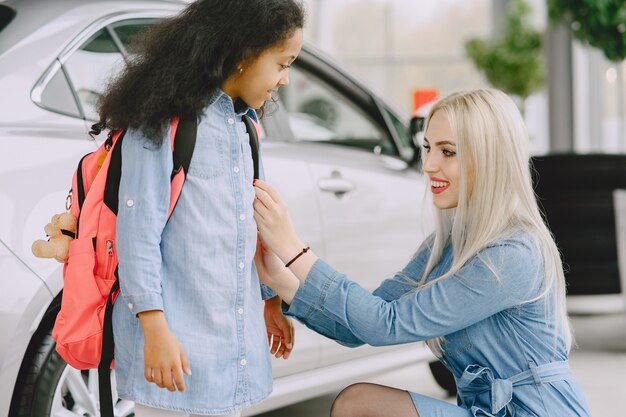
[209,89,250,113]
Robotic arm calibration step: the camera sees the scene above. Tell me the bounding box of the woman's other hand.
[263,296,295,359]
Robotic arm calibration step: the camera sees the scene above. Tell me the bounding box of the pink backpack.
[52,115,259,417]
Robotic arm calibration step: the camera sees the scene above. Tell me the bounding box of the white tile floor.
[256,313,626,417]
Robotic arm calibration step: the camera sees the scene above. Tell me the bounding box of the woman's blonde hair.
[419,89,572,355]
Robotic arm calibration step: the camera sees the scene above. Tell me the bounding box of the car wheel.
[428,361,456,397]
[10,302,134,417]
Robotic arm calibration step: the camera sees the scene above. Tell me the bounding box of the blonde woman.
[251,89,591,417]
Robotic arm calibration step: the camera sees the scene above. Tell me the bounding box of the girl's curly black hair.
[91,0,304,141]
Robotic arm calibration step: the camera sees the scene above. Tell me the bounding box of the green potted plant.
[465,0,544,114]
[548,0,626,62]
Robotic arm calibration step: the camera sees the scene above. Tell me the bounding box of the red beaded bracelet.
[285,246,311,267]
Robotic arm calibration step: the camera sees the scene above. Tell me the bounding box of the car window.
[279,66,395,155]
[39,19,156,120]
[0,5,15,34]
[40,65,82,118]
[110,19,159,50]
[384,108,416,160]
[62,28,125,120]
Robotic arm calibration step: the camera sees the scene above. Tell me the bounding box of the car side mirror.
[408,116,425,169]
[409,116,425,139]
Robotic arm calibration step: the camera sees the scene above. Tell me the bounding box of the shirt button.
[126,199,134,207]
[239,262,245,269]
[233,166,240,173]
[128,303,133,309]
[239,214,245,221]
[227,118,235,125]
[238,308,244,315]
[240,359,247,366]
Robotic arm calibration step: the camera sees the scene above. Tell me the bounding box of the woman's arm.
[255,238,365,347]
[252,180,430,303]
[253,180,542,346]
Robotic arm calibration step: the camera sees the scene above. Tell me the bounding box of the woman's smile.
[430,177,450,194]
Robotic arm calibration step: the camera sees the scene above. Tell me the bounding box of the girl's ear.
[233,58,249,78]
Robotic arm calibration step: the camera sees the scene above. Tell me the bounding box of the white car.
[0,1,436,416]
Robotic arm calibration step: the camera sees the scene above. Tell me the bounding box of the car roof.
[0,0,186,54]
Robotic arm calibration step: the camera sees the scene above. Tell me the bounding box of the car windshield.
[0,5,15,34]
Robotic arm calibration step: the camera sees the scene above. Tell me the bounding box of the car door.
[260,117,326,376]
[276,60,433,367]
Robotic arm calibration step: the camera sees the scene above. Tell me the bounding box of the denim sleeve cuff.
[260,283,276,300]
[283,259,341,320]
[122,292,164,315]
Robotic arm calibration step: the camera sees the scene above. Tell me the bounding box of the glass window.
[0,5,16,34]
[36,18,160,120]
[110,19,159,50]
[279,66,394,154]
[62,28,125,120]
[385,108,414,158]
[40,66,81,118]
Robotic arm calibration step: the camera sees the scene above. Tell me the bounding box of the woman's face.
[223,28,303,109]
[422,109,470,209]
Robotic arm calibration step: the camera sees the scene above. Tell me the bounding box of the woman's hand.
[255,235,287,285]
[253,180,304,259]
[264,296,295,359]
[139,310,191,392]
[253,180,318,302]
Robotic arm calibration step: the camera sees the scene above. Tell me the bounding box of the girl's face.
[422,110,471,209]
[223,29,303,109]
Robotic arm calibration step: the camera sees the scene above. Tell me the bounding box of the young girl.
[91,1,304,416]
[252,89,592,417]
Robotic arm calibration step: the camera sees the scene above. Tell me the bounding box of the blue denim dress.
[284,230,591,417]
[113,92,273,415]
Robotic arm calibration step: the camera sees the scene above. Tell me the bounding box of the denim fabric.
[284,230,591,417]
[113,91,272,415]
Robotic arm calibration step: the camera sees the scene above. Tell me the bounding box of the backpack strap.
[242,114,260,179]
[98,118,196,417]
[101,120,197,217]
[168,117,197,217]
[97,279,119,417]
[102,131,126,216]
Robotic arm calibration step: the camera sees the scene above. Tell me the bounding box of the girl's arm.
[117,127,191,391]
[117,129,172,314]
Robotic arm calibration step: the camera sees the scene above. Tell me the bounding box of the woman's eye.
[280,64,291,70]
[442,149,456,157]
[422,144,431,153]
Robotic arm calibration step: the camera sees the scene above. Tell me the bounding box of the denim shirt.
[112,91,273,414]
[285,231,591,417]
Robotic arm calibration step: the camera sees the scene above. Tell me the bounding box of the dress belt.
[456,360,572,417]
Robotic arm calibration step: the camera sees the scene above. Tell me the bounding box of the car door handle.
[318,176,355,196]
